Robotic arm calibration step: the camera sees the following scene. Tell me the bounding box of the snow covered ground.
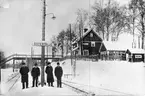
[4,82,80,96]
[1,60,145,96]
[58,59,145,95]
[0,67,80,96]
[0,68,19,94]
[1,68,14,82]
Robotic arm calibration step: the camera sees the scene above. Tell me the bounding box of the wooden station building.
[72,28,103,56]
[72,28,145,62]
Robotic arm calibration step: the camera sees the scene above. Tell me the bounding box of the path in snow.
[5,82,80,96]
[1,68,81,96]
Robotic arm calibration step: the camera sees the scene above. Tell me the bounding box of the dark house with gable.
[72,28,103,56]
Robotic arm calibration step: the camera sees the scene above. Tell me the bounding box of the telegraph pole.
[70,24,73,66]
[70,24,75,76]
[41,0,46,87]
[0,52,1,82]
[0,52,1,94]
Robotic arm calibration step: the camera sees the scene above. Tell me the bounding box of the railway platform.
[0,72,82,96]
[5,83,81,96]
[0,68,136,96]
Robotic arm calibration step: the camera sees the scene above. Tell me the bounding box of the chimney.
[84,28,88,33]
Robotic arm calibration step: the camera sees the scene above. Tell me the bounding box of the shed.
[126,48,145,62]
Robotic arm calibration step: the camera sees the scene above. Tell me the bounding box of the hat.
[47,62,51,65]
[57,62,60,65]
[22,62,25,65]
[34,63,38,66]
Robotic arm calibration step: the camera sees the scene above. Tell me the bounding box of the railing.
[0,54,16,67]
[0,54,62,67]
[13,54,62,58]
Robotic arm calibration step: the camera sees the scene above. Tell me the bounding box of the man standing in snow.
[19,62,29,89]
[45,62,54,87]
[55,62,63,88]
[31,63,40,87]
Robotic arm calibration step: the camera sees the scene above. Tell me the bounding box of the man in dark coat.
[45,62,54,87]
[31,63,40,87]
[19,62,29,89]
[55,62,63,88]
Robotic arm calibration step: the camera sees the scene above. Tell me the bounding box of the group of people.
[19,61,63,89]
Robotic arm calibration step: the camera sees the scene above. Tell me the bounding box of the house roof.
[102,41,130,51]
[77,28,102,42]
[127,48,145,54]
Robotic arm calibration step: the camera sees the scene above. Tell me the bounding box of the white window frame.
[83,50,89,56]
[91,42,95,47]
[135,55,142,58]
[72,42,78,51]
[83,42,89,45]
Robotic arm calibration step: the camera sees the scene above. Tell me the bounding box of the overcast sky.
[0,0,130,56]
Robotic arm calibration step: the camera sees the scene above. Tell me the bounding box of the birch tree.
[129,0,145,49]
[92,0,128,41]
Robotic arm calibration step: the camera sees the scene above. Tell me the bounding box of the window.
[135,55,142,58]
[83,50,89,56]
[72,42,78,51]
[83,42,89,45]
[91,42,95,47]
[90,33,93,37]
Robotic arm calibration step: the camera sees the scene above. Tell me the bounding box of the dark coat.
[19,66,29,83]
[45,66,54,82]
[54,66,63,79]
[31,66,40,78]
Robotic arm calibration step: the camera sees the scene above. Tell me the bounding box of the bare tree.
[92,0,128,41]
[127,0,139,48]
[0,51,6,68]
[57,25,77,57]
[92,1,106,40]
[75,9,89,39]
[50,35,57,57]
[129,0,145,49]
[57,30,65,57]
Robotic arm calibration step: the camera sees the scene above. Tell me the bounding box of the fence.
[60,55,99,61]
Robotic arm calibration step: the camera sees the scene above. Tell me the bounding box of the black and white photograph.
[0,0,145,95]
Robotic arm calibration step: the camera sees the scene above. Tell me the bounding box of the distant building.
[126,48,145,62]
[100,41,145,62]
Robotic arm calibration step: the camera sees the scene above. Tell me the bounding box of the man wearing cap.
[55,62,63,88]
[45,62,54,87]
[19,62,29,89]
[31,63,40,87]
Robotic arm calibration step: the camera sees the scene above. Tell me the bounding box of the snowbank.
[0,68,19,94]
[61,59,145,95]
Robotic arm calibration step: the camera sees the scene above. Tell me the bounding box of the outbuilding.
[100,41,127,60]
[126,48,145,62]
